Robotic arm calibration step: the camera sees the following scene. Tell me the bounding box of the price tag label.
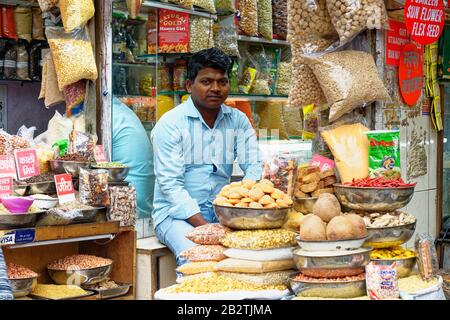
[0,155,16,178]
[0,229,35,246]
[54,174,75,204]
[14,149,40,180]
[94,145,108,163]
[0,176,13,198]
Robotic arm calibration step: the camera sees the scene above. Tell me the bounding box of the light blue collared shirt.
[151,97,262,227]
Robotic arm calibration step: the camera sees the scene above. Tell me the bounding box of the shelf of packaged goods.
[113,61,157,68]
[0,221,122,247]
[114,0,217,19]
[237,35,290,46]
[0,0,40,7]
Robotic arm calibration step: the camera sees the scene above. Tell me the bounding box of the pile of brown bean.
[47,254,113,271]
[7,263,38,279]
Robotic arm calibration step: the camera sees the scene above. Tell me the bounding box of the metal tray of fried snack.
[28,290,96,300]
[84,282,132,300]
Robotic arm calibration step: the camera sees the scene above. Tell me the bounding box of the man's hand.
[187,213,208,227]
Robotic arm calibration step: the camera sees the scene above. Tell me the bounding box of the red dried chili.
[1,5,17,40]
[344,177,416,188]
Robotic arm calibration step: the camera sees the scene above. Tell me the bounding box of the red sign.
[0,176,13,198]
[14,149,40,180]
[399,43,424,106]
[158,10,189,53]
[310,154,335,172]
[94,145,108,163]
[0,155,16,178]
[404,0,445,45]
[54,174,75,204]
[386,20,411,66]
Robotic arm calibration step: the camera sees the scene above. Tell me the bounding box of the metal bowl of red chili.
[333,184,415,212]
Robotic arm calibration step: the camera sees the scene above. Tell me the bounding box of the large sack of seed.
[303,50,390,122]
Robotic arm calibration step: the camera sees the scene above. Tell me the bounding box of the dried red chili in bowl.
[343,177,416,188]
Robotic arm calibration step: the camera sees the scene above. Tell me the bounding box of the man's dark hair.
[187,48,231,82]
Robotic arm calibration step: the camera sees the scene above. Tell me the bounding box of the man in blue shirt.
[151,48,262,264]
[112,97,154,219]
[0,249,13,300]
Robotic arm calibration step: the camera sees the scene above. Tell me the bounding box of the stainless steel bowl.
[333,184,415,212]
[364,222,416,249]
[49,160,90,177]
[47,263,113,286]
[13,181,56,196]
[91,165,129,182]
[9,276,38,298]
[71,207,105,224]
[371,257,417,278]
[31,196,59,210]
[0,212,42,229]
[289,273,367,298]
[293,197,317,214]
[213,204,290,229]
[293,247,371,278]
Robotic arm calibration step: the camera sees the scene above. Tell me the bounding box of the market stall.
[0,0,137,300]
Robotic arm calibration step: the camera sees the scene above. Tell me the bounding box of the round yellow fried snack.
[249,202,264,209]
[261,183,275,194]
[271,189,285,199]
[222,202,233,207]
[227,199,240,205]
[249,187,264,201]
[235,202,249,208]
[240,197,253,203]
[283,195,293,205]
[242,179,257,189]
[276,199,289,208]
[264,203,278,209]
[228,192,242,199]
[214,196,228,205]
[237,187,249,198]
[259,179,274,187]
[231,181,243,187]
[259,195,275,205]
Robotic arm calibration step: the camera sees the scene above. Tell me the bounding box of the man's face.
[187,67,229,110]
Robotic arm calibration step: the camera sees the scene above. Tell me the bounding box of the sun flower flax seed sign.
[404,0,445,45]
[399,43,424,106]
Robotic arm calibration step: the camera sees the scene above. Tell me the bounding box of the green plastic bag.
[52,139,68,157]
[365,130,401,179]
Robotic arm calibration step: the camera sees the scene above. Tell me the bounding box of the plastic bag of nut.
[272,0,287,40]
[415,233,439,281]
[326,0,389,44]
[108,186,136,227]
[189,16,214,53]
[186,223,232,245]
[0,130,12,155]
[215,0,235,12]
[257,0,272,40]
[261,152,297,196]
[302,50,391,122]
[180,245,227,262]
[193,0,216,13]
[287,0,338,42]
[275,61,291,96]
[237,0,258,36]
[213,16,240,57]
[366,262,399,300]
[79,168,110,207]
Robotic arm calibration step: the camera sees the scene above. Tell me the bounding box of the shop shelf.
[0,0,40,7]
[113,61,157,68]
[237,35,290,46]
[113,0,217,19]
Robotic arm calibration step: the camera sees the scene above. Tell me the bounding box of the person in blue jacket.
[151,48,262,264]
[0,248,13,300]
[112,97,154,220]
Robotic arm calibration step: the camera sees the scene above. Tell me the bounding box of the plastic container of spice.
[173,59,187,92]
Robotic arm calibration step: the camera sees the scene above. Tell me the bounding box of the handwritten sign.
[399,43,424,106]
[94,145,108,163]
[310,154,335,172]
[54,174,75,204]
[14,149,40,180]
[0,155,16,178]
[404,0,445,45]
[0,176,12,198]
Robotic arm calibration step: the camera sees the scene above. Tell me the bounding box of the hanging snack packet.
[366,261,399,300]
[238,67,257,94]
[415,233,439,281]
[365,130,401,180]
[59,0,95,32]
[302,104,318,140]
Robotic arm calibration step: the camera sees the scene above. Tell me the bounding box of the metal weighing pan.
[296,236,368,251]
[83,283,132,300]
